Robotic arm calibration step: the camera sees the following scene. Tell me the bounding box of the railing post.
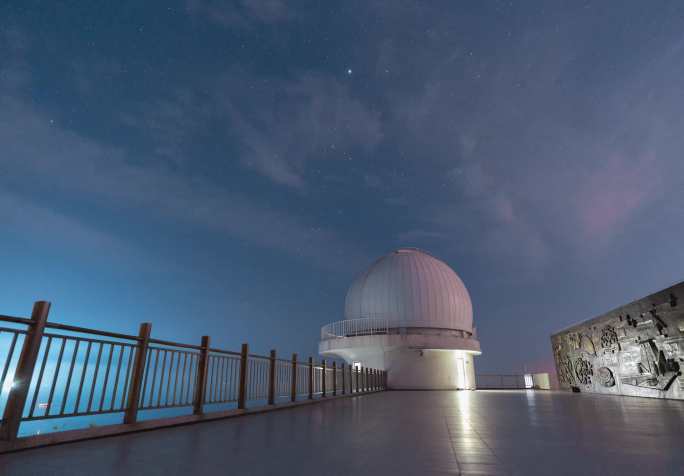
[308,357,313,400]
[350,364,354,393]
[365,367,368,392]
[341,363,346,395]
[192,335,210,415]
[268,349,276,405]
[332,361,337,396]
[356,366,360,393]
[238,343,248,410]
[290,353,297,402]
[371,369,374,391]
[122,321,151,425]
[321,360,326,398]
[0,301,51,441]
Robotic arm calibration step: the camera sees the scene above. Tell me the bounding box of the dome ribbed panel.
[343,249,473,333]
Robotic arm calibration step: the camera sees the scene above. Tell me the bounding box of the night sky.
[2,1,684,375]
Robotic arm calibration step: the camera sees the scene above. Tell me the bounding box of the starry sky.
[2,1,684,376]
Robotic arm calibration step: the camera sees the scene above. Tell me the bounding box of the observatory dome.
[344,248,473,333]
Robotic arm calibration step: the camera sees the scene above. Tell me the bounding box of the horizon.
[3,0,684,377]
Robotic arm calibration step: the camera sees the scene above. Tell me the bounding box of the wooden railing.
[0,302,386,452]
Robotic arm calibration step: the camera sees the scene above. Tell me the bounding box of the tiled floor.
[2,390,683,475]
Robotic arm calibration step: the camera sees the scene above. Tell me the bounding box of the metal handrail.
[320,318,390,340]
[0,303,388,448]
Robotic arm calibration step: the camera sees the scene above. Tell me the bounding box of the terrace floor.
[2,390,683,476]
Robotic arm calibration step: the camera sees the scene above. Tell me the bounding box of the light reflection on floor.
[3,390,684,475]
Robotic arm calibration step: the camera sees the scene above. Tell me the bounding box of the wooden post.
[0,301,51,440]
[237,343,248,410]
[290,353,297,402]
[365,367,368,392]
[332,362,337,396]
[350,364,354,393]
[122,321,152,425]
[355,366,360,393]
[370,369,374,391]
[193,336,210,415]
[321,360,326,398]
[307,357,313,400]
[341,363,346,395]
[268,349,276,405]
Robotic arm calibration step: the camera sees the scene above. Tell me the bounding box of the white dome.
[344,248,473,333]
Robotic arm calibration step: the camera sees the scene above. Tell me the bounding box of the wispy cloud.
[0,191,140,263]
[218,73,383,189]
[387,8,684,272]
[0,80,369,271]
[121,71,383,189]
[186,0,293,29]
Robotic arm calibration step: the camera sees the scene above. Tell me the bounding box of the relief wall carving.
[551,283,684,399]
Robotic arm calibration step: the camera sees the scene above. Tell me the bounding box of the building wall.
[551,282,684,399]
[385,349,476,390]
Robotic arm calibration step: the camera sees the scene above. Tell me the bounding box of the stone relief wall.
[551,282,684,399]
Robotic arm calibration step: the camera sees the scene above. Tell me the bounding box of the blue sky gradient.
[2,0,684,374]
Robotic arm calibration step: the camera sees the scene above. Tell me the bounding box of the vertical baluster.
[60,339,80,415]
[0,333,19,397]
[74,341,92,413]
[147,348,160,408]
[171,351,180,406]
[164,351,174,406]
[120,346,135,410]
[98,344,115,411]
[155,350,168,408]
[28,336,53,418]
[109,344,125,411]
[46,337,66,416]
[184,354,195,405]
[86,342,104,412]
[178,352,188,405]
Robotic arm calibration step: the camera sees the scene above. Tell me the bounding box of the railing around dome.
[320,318,477,341]
[321,318,390,340]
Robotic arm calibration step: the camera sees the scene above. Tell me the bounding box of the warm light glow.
[524,374,533,389]
[452,351,467,389]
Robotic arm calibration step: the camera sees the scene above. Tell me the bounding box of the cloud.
[186,0,292,28]
[0,191,139,263]
[385,7,684,271]
[575,153,662,243]
[0,89,369,271]
[217,73,383,189]
[118,71,382,190]
[0,26,30,91]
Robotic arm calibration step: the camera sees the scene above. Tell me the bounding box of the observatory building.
[319,248,481,389]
